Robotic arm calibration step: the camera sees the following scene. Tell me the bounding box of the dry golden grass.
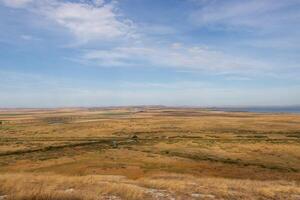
[0,173,300,200]
[1,107,300,199]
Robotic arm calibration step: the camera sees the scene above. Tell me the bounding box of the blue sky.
[0,0,300,107]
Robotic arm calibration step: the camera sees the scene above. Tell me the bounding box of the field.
[0,107,300,200]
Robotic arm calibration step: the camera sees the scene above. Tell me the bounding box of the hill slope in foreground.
[0,107,300,200]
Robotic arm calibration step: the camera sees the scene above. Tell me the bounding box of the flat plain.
[0,107,300,200]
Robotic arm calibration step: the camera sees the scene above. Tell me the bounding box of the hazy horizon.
[1,105,300,109]
[1,0,300,107]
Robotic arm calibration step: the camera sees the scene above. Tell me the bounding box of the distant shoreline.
[1,106,300,114]
[213,106,300,114]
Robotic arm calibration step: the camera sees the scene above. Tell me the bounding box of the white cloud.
[1,0,134,43]
[190,0,300,30]
[93,0,105,7]
[0,0,33,8]
[243,37,300,49]
[43,2,134,42]
[83,44,270,73]
[171,43,182,49]
[20,34,33,40]
[2,0,298,76]
[190,0,300,55]
[20,34,42,42]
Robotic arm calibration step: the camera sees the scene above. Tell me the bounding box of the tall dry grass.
[0,173,148,200]
[1,173,300,200]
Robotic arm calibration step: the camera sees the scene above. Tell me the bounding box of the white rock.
[191,193,215,199]
[65,188,75,193]
[0,195,8,200]
[101,195,122,200]
[191,193,201,197]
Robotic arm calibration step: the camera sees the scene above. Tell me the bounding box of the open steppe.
[0,107,300,199]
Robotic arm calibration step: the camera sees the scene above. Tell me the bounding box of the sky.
[0,0,300,107]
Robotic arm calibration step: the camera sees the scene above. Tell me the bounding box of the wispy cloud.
[0,0,33,8]
[1,0,135,43]
[1,72,299,107]
[189,0,300,66]
[43,1,135,43]
[190,0,300,31]
[242,37,300,50]
[20,34,42,42]
[1,0,296,75]
[83,43,271,74]
[1,0,299,87]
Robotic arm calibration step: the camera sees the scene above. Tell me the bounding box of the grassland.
[0,107,300,199]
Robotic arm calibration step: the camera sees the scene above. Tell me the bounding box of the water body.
[215,106,300,114]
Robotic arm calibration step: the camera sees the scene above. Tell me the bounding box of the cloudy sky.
[0,0,300,107]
